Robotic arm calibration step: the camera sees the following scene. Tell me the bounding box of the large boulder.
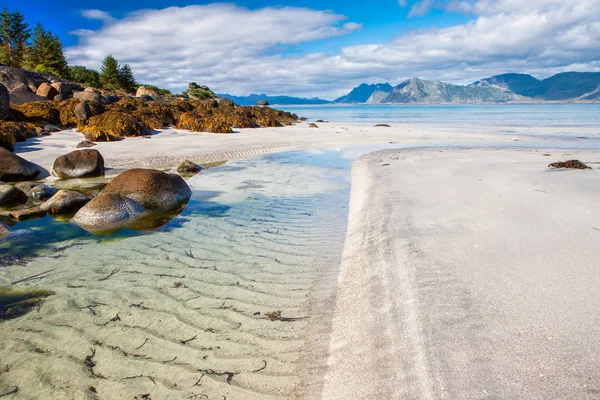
[8,89,47,105]
[72,192,146,234]
[0,83,9,120]
[103,169,192,211]
[35,82,59,100]
[52,149,104,179]
[0,185,28,207]
[136,86,161,102]
[51,82,83,98]
[177,160,203,174]
[41,189,90,215]
[0,147,41,182]
[73,90,103,103]
[74,100,91,121]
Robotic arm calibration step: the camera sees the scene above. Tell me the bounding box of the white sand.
[321,148,600,399]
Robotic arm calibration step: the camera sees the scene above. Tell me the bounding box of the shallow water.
[0,149,354,399]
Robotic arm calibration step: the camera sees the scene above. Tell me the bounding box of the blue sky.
[8,0,600,98]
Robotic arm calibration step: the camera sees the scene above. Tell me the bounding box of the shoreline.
[321,147,600,399]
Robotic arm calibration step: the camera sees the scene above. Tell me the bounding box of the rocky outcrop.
[35,82,59,100]
[41,190,90,215]
[256,99,269,106]
[0,185,28,207]
[103,169,192,211]
[52,149,105,179]
[0,83,9,120]
[0,147,41,182]
[81,111,147,141]
[73,91,104,103]
[72,192,146,234]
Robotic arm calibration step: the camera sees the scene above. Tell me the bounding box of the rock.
[139,95,154,102]
[256,99,269,106]
[0,83,9,120]
[316,119,325,123]
[548,160,591,170]
[103,168,192,211]
[41,190,90,215]
[9,83,30,93]
[9,208,46,221]
[136,86,161,101]
[73,91,103,103]
[76,140,96,149]
[35,82,59,100]
[54,94,65,102]
[72,192,146,234]
[50,82,83,98]
[81,112,145,141]
[29,184,57,201]
[0,185,28,207]
[74,100,92,121]
[84,87,96,92]
[217,98,235,107]
[177,160,203,174]
[0,220,10,239]
[0,147,42,182]
[309,123,319,128]
[8,90,48,105]
[43,124,61,133]
[105,95,120,104]
[374,124,391,127]
[52,149,105,179]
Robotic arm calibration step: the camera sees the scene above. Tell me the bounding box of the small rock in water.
[41,189,90,215]
[177,160,203,174]
[309,123,319,128]
[9,208,46,221]
[375,124,391,127]
[316,119,325,123]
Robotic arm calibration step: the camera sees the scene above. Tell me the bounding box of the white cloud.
[67,0,600,99]
[80,9,115,24]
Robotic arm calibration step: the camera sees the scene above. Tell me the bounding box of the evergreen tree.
[118,64,136,92]
[0,8,30,67]
[25,22,68,78]
[100,54,121,88]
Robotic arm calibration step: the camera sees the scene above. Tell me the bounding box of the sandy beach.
[2,123,600,399]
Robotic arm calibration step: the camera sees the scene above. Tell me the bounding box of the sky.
[10,0,600,99]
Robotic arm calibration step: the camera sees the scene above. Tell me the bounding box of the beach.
[2,123,600,399]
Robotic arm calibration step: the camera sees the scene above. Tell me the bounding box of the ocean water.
[278,104,600,128]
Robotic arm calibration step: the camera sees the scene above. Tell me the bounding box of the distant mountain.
[335,72,600,104]
[334,83,393,104]
[218,93,331,106]
[382,77,515,103]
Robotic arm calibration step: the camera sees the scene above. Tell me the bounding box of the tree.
[69,65,101,88]
[0,8,30,67]
[118,64,136,92]
[100,54,121,88]
[25,22,68,78]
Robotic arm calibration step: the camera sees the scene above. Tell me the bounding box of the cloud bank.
[66,0,600,98]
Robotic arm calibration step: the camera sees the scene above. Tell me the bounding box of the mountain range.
[334,72,600,104]
[217,93,330,106]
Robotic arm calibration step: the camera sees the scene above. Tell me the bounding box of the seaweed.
[548,160,591,170]
[0,287,55,320]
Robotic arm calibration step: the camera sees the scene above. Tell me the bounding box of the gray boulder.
[0,83,9,120]
[41,189,90,215]
[103,168,192,211]
[73,91,103,103]
[52,149,105,179]
[0,185,28,207]
[43,124,62,133]
[9,90,47,105]
[51,82,83,98]
[256,99,269,106]
[54,94,65,102]
[0,147,42,182]
[74,100,91,121]
[136,86,161,101]
[72,192,146,234]
[13,182,56,201]
[105,95,120,104]
[217,97,235,107]
[76,140,96,149]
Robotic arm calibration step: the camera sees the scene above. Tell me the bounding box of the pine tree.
[25,22,69,78]
[100,55,121,88]
[0,9,30,67]
[118,64,136,92]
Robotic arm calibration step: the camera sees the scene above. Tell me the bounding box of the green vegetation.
[0,8,29,68]
[138,84,172,96]
[26,22,69,78]
[69,65,101,88]
[186,88,215,100]
[99,55,137,92]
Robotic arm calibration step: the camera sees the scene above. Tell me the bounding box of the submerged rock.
[0,287,55,320]
[52,149,104,179]
[103,169,192,211]
[76,140,96,148]
[9,207,46,221]
[41,189,90,215]
[0,185,28,207]
[72,192,146,234]
[0,147,42,182]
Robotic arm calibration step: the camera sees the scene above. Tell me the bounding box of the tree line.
[0,7,137,92]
